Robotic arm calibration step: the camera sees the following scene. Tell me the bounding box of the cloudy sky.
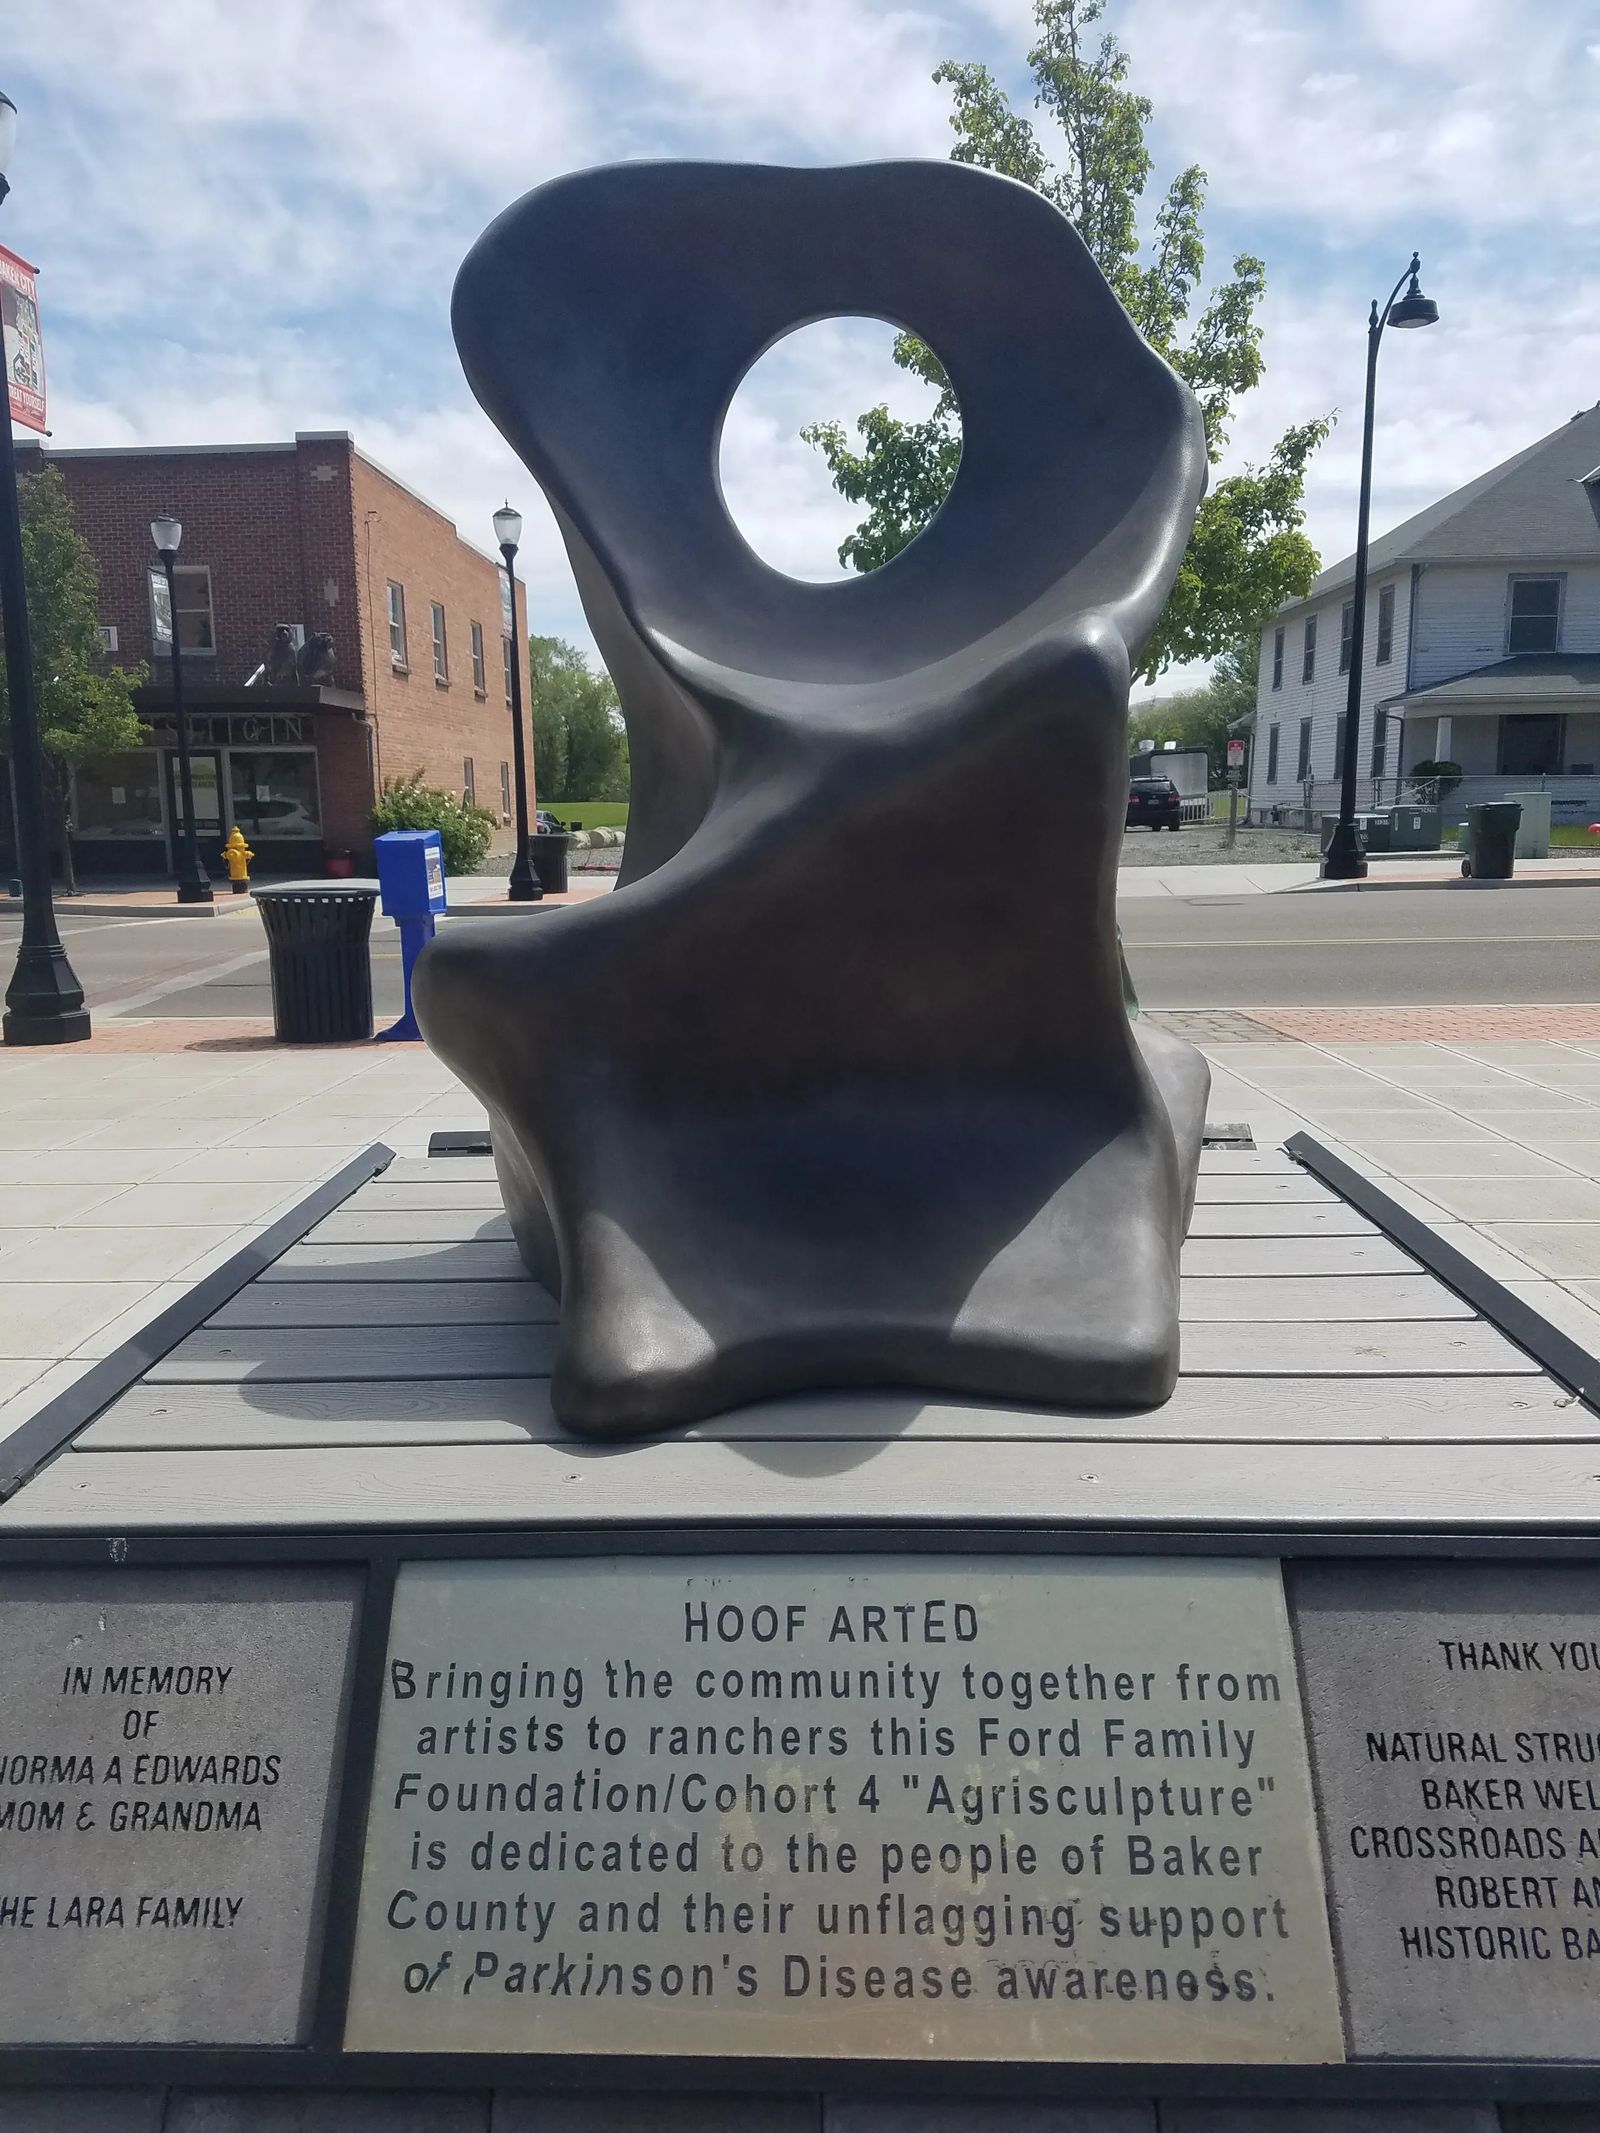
[7,0,1599,699]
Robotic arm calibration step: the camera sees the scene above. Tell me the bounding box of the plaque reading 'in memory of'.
[0,1566,360,2044]
[345,1556,1342,2061]
[1292,1561,1600,2059]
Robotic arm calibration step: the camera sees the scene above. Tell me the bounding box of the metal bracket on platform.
[1286,1129,1600,1417]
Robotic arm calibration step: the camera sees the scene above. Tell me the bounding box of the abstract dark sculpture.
[417,159,1210,1436]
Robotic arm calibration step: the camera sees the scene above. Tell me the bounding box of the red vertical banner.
[0,243,46,433]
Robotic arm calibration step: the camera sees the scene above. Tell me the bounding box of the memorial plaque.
[1292,1561,1600,2059]
[0,1565,361,2043]
[345,1555,1342,2061]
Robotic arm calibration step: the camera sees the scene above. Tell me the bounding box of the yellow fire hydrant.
[223,825,254,894]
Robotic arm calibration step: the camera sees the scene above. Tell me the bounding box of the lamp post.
[1321,252,1440,881]
[1,87,91,1045]
[493,502,541,903]
[150,515,213,904]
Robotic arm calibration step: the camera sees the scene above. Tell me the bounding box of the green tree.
[0,465,145,890]
[528,635,629,803]
[801,0,1329,679]
[1130,639,1258,780]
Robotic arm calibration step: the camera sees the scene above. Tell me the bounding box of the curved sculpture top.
[419,159,1211,1435]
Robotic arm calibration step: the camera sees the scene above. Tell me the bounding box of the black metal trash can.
[530,832,570,895]
[253,880,380,1042]
[1461,801,1522,881]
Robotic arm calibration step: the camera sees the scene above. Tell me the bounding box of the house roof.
[1392,651,1600,711]
[1281,403,1600,617]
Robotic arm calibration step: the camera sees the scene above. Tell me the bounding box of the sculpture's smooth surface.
[417,159,1210,1435]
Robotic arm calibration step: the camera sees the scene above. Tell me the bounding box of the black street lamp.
[1322,252,1440,881]
[1,87,91,1045]
[150,514,213,904]
[493,502,540,903]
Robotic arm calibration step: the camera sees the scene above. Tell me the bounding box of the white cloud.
[609,0,957,157]
[1121,0,1599,228]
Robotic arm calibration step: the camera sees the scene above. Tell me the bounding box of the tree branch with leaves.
[0,465,145,891]
[802,0,1330,682]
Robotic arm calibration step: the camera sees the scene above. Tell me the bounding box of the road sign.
[1226,738,1247,770]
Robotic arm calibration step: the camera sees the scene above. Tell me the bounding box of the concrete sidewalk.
[1119,853,1600,898]
[9,1014,1600,1450]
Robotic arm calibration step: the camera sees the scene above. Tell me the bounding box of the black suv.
[1126,776,1183,831]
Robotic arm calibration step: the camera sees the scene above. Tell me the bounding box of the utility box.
[1507,790,1552,860]
[375,829,447,921]
[1388,804,1442,851]
[1320,811,1391,855]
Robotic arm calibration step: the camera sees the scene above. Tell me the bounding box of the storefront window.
[229,751,321,839]
[73,752,165,840]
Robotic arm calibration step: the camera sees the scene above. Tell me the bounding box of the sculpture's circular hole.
[717,316,961,580]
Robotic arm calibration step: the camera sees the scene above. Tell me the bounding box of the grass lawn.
[1550,824,1600,850]
[554,801,629,829]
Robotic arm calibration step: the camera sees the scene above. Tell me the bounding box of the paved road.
[1120,881,1600,1007]
[4,879,1600,1019]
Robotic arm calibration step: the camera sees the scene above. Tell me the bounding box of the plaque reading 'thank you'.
[345,1556,1342,2061]
[0,1566,360,2044]
[1292,1560,1600,2060]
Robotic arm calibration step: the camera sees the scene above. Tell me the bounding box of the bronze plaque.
[1292,1560,1600,2059]
[345,1555,1342,2061]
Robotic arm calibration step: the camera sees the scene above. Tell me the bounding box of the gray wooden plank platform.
[2,1143,1588,1533]
[11,1435,1600,1530]
[206,1280,561,1329]
[75,1375,1587,1453]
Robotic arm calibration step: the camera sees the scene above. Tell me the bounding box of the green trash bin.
[1460,801,1522,881]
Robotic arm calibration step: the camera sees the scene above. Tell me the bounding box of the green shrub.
[372,771,496,875]
[1409,759,1463,803]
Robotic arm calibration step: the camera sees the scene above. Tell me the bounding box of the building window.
[386,582,407,669]
[1296,718,1312,781]
[471,621,486,696]
[149,564,215,656]
[1498,713,1564,777]
[1266,724,1280,783]
[1271,627,1284,690]
[1375,582,1396,665]
[1302,615,1317,684]
[1338,601,1353,675]
[1369,711,1388,780]
[71,752,165,842]
[229,751,321,841]
[502,635,514,709]
[431,602,449,683]
[500,761,512,817]
[463,757,476,806]
[1507,575,1562,656]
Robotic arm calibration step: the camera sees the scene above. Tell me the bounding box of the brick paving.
[1249,1003,1600,1041]
[70,1018,358,1052]
[1147,1010,1296,1044]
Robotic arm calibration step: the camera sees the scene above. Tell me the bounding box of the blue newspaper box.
[375,829,447,920]
[374,830,446,1040]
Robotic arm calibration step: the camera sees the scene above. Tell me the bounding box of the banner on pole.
[0,243,46,433]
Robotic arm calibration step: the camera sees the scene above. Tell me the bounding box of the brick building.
[2,431,532,878]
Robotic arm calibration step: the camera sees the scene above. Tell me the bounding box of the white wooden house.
[1248,402,1600,827]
